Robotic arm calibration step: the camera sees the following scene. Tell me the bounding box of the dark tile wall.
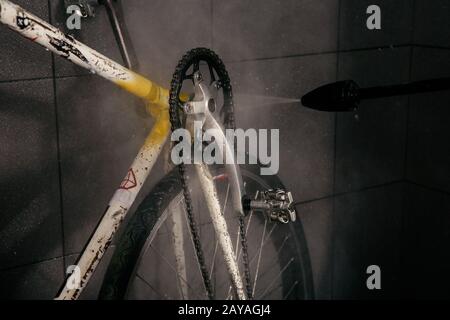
[0,79,62,271]
[228,54,337,202]
[0,0,52,81]
[406,48,450,193]
[55,76,150,254]
[401,184,450,299]
[213,0,339,60]
[333,183,404,299]
[413,0,450,48]
[336,48,410,193]
[339,0,414,50]
[0,0,449,299]
[402,42,450,298]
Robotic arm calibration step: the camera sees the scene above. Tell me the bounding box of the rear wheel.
[99,165,314,300]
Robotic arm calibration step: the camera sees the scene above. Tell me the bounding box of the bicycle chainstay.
[168,48,252,299]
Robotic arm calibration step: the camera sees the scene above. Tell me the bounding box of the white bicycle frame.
[0,0,246,300]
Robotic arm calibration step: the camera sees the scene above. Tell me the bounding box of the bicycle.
[0,0,314,300]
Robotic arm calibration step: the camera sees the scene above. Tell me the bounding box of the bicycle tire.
[99,165,314,300]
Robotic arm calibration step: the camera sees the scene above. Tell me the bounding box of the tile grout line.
[399,0,417,295]
[224,43,450,64]
[225,45,411,64]
[0,73,92,85]
[295,180,406,207]
[0,76,54,84]
[0,255,67,273]
[399,180,408,296]
[414,44,450,51]
[330,0,342,299]
[405,180,450,197]
[0,245,117,273]
[2,46,448,85]
[403,0,417,180]
[48,0,67,275]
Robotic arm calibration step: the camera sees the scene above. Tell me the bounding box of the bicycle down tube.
[0,0,244,300]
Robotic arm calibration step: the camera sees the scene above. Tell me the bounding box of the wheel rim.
[123,170,306,300]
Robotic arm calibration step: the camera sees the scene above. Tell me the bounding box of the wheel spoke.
[149,243,203,299]
[258,258,294,299]
[136,274,173,300]
[233,193,257,264]
[282,280,299,300]
[170,206,189,299]
[209,183,230,279]
[257,282,283,300]
[249,233,290,266]
[180,204,211,298]
[252,218,268,297]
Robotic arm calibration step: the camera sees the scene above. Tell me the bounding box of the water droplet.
[90,69,96,74]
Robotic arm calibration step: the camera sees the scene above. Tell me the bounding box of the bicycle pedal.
[243,189,297,224]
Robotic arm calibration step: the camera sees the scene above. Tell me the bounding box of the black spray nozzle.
[301,80,360,112]
[302,77,450,112]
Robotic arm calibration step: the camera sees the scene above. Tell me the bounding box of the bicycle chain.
[168,48,252,299]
